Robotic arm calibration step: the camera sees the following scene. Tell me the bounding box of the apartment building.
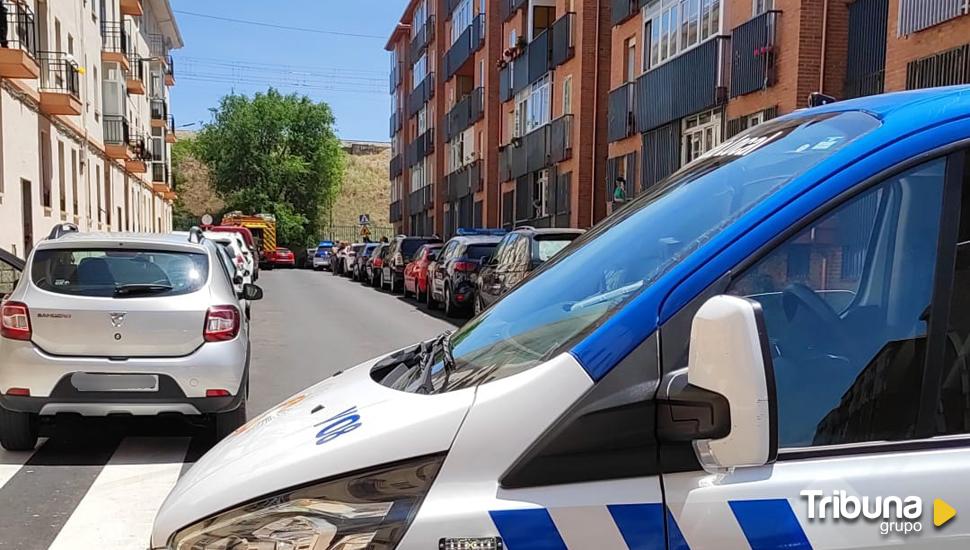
[607,0,970,207]
[387,0,611,236]
[0,0,181,259]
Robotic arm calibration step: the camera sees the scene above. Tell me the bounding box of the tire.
[403,280,412,298]
[427,284,437,309]
[0,407,39,451]
[444,285,455,317]
[214,399,247,441]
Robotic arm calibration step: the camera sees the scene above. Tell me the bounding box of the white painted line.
[0,438,43,490]
[48,437,190,550]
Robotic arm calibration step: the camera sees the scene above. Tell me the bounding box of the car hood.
[151,352,475,547]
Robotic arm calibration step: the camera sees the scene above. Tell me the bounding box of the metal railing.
[103,115,130,146]
[165,55,174,79]
[152,162,168,184]
[390,153,403,178]
[445,86,484,141]
[549,114,573,164]
[906,43,970,89]
[551,13,575,68]
[101,20,129,55]
[607,82,635,142]
[128,52,144,82]
[611,0,639,25]
[38,51,80,97]
[898,0,968,36]
[168,114,176,134]
[1,0,37,58]
[407,71,435,117]
[390,200,402,222]
[147,33,167,58]
[409,15,435,61]
[730,10,779,98]
[444,13,484,79]
[150,98,167,120]
[389,61,402,93]
[129,133,152,161]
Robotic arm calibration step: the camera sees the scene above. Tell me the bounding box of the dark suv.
[428,235,503,316]
[476,227,584,313]
[381,236,442,293]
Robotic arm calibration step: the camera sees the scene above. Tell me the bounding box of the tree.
[194,88,344,246]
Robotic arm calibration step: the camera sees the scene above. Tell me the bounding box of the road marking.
[48,437,190,550]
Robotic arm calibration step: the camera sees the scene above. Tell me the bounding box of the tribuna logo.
[801,490,925,536]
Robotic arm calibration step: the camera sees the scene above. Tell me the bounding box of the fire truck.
[220,212,277,267]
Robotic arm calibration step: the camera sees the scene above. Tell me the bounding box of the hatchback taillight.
[454,261,476,272]
[1,302,31,341]
[204,306,240,342]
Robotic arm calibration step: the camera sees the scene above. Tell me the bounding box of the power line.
[173,10,387,40]
[178,59,386,83]
[178,75,387,95]
[175,55,386,77]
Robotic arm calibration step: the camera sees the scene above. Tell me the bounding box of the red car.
[269,247,295,268]
[403,243,442,301]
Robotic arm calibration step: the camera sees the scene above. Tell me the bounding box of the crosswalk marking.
[47,437,190,550]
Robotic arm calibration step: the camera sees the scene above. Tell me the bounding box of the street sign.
[360,226,371,237]
[201,214,213,225]
[358,214,370,226]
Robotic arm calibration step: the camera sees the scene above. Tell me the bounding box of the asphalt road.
[0,269,455,550]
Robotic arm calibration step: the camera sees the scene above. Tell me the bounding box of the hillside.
[322,143,392,240]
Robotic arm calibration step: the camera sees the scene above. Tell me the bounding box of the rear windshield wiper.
[113,283,173,296]
[417,330,454,394]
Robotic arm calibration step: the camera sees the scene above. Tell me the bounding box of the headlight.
[168,455,444,550]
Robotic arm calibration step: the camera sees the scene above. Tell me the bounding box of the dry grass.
[326,148,391,228]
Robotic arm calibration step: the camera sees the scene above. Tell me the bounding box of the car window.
[494,234,516,267]
[31,248,210,298]
[429,111,881,392]
[466,244,497,260]
[728,158,946,448]
[510,235,530,268]
[215,245,238,282]
[0,253,22,298]
[534,235,579,262]
[441,241,458,261]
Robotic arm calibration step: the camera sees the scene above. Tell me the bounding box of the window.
[753,0,773,15]
[452,0,472,44]
[41,132,52,210]
[96,166,102,223]
[624,38,637,82]
[58,141,66,213]
[413,54,428,89]
[682,109,722,165]
[71,149,79,216]
[533,169,550,218]
[526,74,551,132]
[645,0,720,69]
[31,249,210,297]
[562,76,572,115]
[728,158,947,448]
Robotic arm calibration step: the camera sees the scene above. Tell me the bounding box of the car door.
[0,248,25,302]
[660,150,970,548]
[432,242,456,297]
[501,234,530,295]
[481,234,514,307]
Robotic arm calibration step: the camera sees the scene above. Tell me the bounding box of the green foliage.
[194,88,345,247]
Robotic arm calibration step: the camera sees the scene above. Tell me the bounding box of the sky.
[169,0,408,142]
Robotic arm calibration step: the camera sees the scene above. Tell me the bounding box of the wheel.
[213,399,247,441]
[427,284,438,309]
[444,285,455,317]
[403,280,412,298]
[265,264,274,271]
[0,407,39,451]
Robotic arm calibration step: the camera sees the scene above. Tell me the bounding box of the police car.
[152,87,970,549]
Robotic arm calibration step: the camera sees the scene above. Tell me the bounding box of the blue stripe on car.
[489,508,568,550]
[729,499,813,550]
[607,503,667,549]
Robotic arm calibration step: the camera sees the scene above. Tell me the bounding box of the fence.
[319,225,396,244]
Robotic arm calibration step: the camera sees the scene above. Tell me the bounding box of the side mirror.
[241,283,264,301]
[657,295,776,472]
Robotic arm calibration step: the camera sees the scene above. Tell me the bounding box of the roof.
[148,0,184,49]
[512,227,586,236]
[385,22,412,51]
[448,235,504,244]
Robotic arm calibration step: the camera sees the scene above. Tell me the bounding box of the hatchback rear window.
[31,249,209,298]
[401,239,436,258]
[534,235,579,261]
[466,244,497,260]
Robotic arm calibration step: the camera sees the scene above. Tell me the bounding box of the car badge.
[109,312,127,328]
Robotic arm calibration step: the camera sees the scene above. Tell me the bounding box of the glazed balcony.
[0,1,39,79]
[38,51,81,116]
[104,115,131,159]
[152,162,169,188]
[101,21,130,71]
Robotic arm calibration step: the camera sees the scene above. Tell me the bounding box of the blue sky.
[169,0,407,142]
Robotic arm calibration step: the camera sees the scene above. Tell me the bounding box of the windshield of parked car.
[534,234,580,262]
[426,111,882,391]
[31,248,210,298]
[401,239,434,259]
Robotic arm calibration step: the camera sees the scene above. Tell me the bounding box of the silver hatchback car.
[0,225,263,451]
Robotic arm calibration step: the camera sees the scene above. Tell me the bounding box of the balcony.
[408,184,434,213]
[906,43,970,90]
[607,82,636,142]
[126,133,151,173]
[152,163,171,194]
[549,114,573,164]
[165,55,175,86]
[498,26,561,103]
[101,21,130,71]
[0,1,39,79]
[444,14,485,80]
[730,10,780,98]
[389,61,402,93]
[500,124,549,182]
[611,0,641,26]
[635,36,729,133]
[407,71,435,117]
[120,0,143,17]
[446,160,481,202]
[389,110,402,137]
[500,0,528,22]
[150,98,168,127]
[390,153,403,178]
[166,115,178,143]
[148,33,167,59]
[103,115,131,159]
[551,13,575,68]
[390,200,403,222]
[406,127,435,168]
[126,53,145,94]
[409,15,435,61]
[445,87,484,141]
[38,51,81,116]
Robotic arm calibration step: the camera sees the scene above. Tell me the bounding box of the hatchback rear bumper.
[0,339,248,416]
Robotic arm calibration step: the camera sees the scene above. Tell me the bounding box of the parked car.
[343,244,366,277]
[269,247,296,269]
[204,225,259,280]
[204,231,255,284]
[367,244,388,286]
[476,227,584,313]
[0,248,24,302]
[382,236,442,292]
[428,234,503,316]
[312,240,335,271]
[353,243,379,281]
[0,225,263,450]
[403,243,443,301]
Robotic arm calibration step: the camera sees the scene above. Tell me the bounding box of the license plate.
[71,373,159,392]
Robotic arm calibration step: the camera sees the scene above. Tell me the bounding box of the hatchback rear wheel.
[0,407,38,451]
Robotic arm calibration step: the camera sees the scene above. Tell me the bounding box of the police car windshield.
[428,110,881,392]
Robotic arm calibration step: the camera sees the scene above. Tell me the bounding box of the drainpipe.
[590,0,602,228]
[819,0,829,93]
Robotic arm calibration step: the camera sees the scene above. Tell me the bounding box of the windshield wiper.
[416,330,454,394]
[113,283,173,296]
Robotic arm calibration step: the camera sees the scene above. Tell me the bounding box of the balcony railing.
[500,123,550,182]
[406,127,435,168]
[1,0,37,59]
[165,55,175,85]
[501,0,528,22]
[409,15,435,61]
[549,114,573,164]
[608,82,636,142]
[445,87,484,141]
[389,110,402,137]
[408,184,434,213]
[446,160,481,201]
[129,133,152,161]
[407,71,435,117]
[101,21,129,55]
[147,33,167,59]
[151,98,167,120]
[611,0,640,26]
[38,51,80,97]
[390,153,403,178]
[444,13,485,79]
[389,61,402,93]
[551,13,575,68]
[898,0,969,36]
[730,10,779,98]
[906,43,970,90]
[103,115,130,146]
[390,200,403,222]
